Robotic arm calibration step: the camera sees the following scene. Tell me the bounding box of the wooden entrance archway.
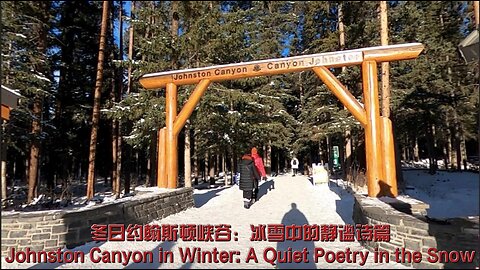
[139,43,424,198]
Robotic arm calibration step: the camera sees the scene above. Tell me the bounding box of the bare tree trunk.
[447,130,453,169]
[299,73,304,110]
[318,140,323,164]
[2,122,7,207]
[276,148,280,173]
[223,152,228,186]
[413,136,419,162]
[231,146,236,168]
[204,152,208,182]
[326,135,332,172]
[443,143,449,170]
[27,1,49,203]
[460,136,467,170]
[215,154,220,176]
[86,1,109,200]
[143,3,156,188]
[345,131,353,177]
[5,40,12,84]
[127,1,135,94]
[380,1,403,187]
[171,1,179,69]
[209,154,215,185]
[193,135,199,185]
[338,3,352,179]
[339,140,345,175]
[440,13,462,171]
[407,140,412,162]
[25,158,29,187]
[2,10,11,205]
[1,160,7,205]
[135,151,140,185]
[146,147,151,186]
[123,1,134,194]
[110,1,118,195]
[124,145,131,193]
[111,119,117,191]
[427,122,437,174]
[231,150,235,181]
[265,142,272,175]
[116,133,122,192]
[449,132,457,169]
[184,120,192,187]
[455,133,461,170]
[380,1,390,117]
[115,0,124,195]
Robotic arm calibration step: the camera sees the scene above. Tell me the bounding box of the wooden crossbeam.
[139,43,424,89]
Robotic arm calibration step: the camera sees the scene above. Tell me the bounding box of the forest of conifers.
[1,1,478,207]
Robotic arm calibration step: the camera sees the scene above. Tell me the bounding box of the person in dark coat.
[238,153,261,209]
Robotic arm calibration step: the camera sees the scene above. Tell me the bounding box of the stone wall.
[353,194,479,269]
[1,188,194,257]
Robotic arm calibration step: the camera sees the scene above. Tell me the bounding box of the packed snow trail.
[2,175,410,269]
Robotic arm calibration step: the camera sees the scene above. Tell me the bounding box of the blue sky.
[114,1,292,58]
[113,1,132,58]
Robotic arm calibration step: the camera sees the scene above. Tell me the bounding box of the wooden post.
[166,83,178,189]
[362,61,383,197]
[381,116,398,196]
[157,127,167,187]
[158,80,212,190]
[1,105,10,121]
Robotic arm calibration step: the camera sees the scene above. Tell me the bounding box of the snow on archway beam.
[139,43,424,89]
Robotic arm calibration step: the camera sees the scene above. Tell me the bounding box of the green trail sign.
[333,146,340,169]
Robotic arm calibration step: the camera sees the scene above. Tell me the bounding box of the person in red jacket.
[251,147,267,180]
[250,147,266,202]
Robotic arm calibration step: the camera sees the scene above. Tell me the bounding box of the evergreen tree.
[2,1,55,203]
[53,0,103,193]
[107,1,170,187]
[389,1,477,172]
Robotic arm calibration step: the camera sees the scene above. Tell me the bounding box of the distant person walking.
[291,157,299,176]
[238,153,261,209]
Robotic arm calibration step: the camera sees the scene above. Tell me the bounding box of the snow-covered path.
[2,175,411,269]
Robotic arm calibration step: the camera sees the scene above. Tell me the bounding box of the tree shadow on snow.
[276,203,317,269]
[327,180,355,224]
[193,186,230,208]
[179,262,192,269]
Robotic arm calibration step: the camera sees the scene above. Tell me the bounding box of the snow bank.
[402,170,479,219]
